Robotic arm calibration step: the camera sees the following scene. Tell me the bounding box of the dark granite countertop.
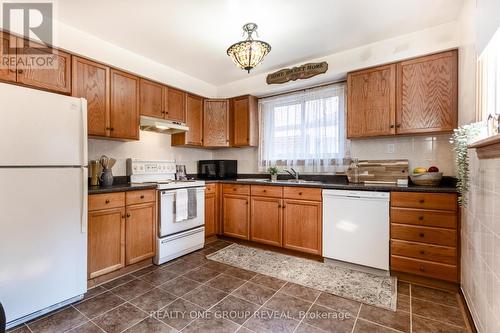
[203,175,458,193]
[88,176,157,194]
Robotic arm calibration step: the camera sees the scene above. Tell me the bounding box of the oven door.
[159,187,205,237]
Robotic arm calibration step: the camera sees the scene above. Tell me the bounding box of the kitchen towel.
[175,189,188,222]
[187,188,197,219]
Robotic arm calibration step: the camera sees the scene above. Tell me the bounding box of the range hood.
[140,116,189,134]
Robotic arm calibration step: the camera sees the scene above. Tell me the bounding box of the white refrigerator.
[0,83,88,329]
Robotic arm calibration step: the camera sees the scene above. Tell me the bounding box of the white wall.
[459,1,500,332]
[476,0,500,54]
[217,22,460,98]
[88,131,213,176]
[52,21,218,97]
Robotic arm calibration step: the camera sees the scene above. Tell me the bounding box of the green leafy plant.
[267,166,279,175]
[450,122,483,206]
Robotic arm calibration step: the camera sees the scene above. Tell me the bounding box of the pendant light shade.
[227,23,271,73]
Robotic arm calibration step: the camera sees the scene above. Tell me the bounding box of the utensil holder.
[100,168,114,187]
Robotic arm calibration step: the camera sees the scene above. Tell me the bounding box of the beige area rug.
[207,243,397,311]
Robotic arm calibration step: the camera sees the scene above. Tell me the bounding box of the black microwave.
[197,160,237,180]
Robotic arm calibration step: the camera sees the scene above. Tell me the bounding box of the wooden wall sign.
[266,62,328,84]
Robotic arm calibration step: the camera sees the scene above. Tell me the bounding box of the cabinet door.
[232,95,258,147]
[250,197,282,247]
[125,202,156,265]
[72,57,110,137]
[347,64,396,138]
[0,32,16,82]
[16,38,71,94]
[140,79,164,119]
[204,99,230,147]
[396,50,458,134]
[205,191,217,238]
[88,207,125,278]
[166,87,186,122]
[110,69,140,140]
[172,94,203,146]
[283,200,322,255]
[223,194,249,240]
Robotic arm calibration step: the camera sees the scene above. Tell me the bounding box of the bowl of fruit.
[409,166,443,186]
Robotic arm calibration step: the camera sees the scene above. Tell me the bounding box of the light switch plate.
[387,144,395,153]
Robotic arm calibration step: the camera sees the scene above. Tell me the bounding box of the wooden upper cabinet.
[347,64,396,138]
[204,99,230,147]
[232,95,259,147]
[125,202,156,265]
[72,57,110,137]
[110,69,140,140]
[172,93,203,146]
[15,38,71,94]
[166,87,186,122]
[0,32,16,82]
[140,79,164,119]
[396,50,458,134]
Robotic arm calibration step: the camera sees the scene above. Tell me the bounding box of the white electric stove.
[127,159,205,264]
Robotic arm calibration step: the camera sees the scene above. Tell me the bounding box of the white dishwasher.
[322,189,390,270]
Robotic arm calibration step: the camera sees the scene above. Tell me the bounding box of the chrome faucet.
[285,168,299,181]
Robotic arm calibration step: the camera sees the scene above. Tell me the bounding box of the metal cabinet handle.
[418,216,424,221]
[390,124,395,129]
[140,195,145,199]
[126,213,131,218]
[419,233,425,238]
[420,250,425,255]
[396,124,401,128]
[419,265,426,272]
[17,69,23,74]
[419,199,425,204]
[105,199,110,204]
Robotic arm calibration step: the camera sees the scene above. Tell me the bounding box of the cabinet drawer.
[251,185,283,198]
[391,224,456,247]
[391,208,457,229]
[126,189,156,205]
[391,255,458,282]
[89,192,125,211]
[223,184,250,195]
[205,183,217,194]
[391,240,457,265]
[391,192,457,211]
[283,187,322,201]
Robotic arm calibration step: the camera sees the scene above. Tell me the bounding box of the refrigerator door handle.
[80,98,88,164]
[81,166,88,234]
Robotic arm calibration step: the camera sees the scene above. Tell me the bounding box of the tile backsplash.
[349,134,456,176]
[461,151,500,333]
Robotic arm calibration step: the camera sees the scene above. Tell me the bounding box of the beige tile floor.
[8,240,474,333]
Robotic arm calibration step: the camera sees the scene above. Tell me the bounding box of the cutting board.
[348,159,409,184]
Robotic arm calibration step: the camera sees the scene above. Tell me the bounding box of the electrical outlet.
[387,144,395,153]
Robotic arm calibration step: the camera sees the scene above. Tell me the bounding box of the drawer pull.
[299,192,303,195]
[419,265,426,272]
[140,195,145,199]
[418,216,424,221]
[233,188,237,191]
[278,204,282,208]
[419,233,425,238]
[419,199,425,204]
[105,199,110,204]
[420,250,425,255]
[126,213,131,218]
[263,190,267,192]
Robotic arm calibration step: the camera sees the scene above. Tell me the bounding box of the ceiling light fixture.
[227,23,271,73]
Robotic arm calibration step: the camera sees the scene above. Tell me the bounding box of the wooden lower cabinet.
[125,202,156,265]
[88,190,156,279]
[250,196,282,247]
[205,184,218,238]
[223,194,250,240]
[390,192,459,283]
[283,199,322,255]
[88,207,126,279]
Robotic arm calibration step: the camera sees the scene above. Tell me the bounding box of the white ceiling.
[56,0,464,86]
